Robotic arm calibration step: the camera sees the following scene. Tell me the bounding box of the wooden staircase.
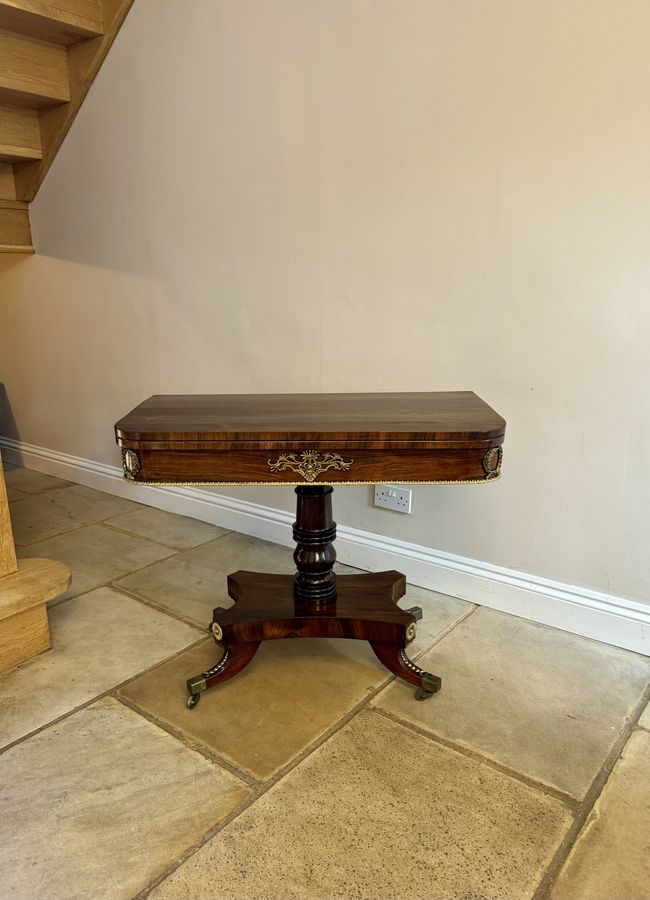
[0,0,133,252]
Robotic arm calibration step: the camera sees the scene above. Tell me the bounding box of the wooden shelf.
[0,558,71,671]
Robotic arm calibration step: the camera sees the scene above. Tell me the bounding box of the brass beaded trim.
[120,473,501,487]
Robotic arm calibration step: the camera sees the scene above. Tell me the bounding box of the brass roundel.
[122,448,141,477]
[406,622,417,642]
[482,446,503,479]
[211,621,223,641]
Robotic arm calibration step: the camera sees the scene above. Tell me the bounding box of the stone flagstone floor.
[1,462,649,900]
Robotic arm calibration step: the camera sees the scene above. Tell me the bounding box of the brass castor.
[186,693,201,710]
[415,672,442,701]
[405,605,423,620]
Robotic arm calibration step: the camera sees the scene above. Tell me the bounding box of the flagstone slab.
[150,709,572,900]
[0,586,203,748]
[9,484,141,546]
[372,607,650,798]
[4,468,71,495]
[115,532,299,627]
[552,729,650,900]
[119,636,388,780]
[106,504,228,549]
[18,523,175,602]
[0,697,250,900]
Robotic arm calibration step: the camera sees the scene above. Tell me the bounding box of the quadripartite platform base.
[186,570,441,708]
[185,484,441,709]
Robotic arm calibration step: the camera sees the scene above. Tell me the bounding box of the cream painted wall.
[1,0,649,604]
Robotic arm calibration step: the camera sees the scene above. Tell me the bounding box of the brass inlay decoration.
[211,621,223,641]
[267,450,353,483]
[399,649,425,676]
[406,622,417,642]
[202,648,232,681]
[482,446,503,479]
[121,448,141,479]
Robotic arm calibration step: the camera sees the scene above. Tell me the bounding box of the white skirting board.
[2,436,648,657]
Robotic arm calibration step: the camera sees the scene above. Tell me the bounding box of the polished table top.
[115,392,505,485]
[116,391,505,444]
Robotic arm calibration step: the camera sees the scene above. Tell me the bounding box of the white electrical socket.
[374,484,413,514]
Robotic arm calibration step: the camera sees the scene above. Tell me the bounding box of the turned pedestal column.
[293,485,337,603]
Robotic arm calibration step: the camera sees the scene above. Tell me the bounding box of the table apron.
[123,446,503,484]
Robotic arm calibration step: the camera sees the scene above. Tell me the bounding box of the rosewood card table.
[115,392,505,708]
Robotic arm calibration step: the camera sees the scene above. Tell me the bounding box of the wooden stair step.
[0,197,33,251]
[0,0,103,45]
[0,104,41,161]
[1,463,69,672]
[0,557,71,672]
[0,30,69,107]
[0,142,41,162]
[0,557,72,622]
